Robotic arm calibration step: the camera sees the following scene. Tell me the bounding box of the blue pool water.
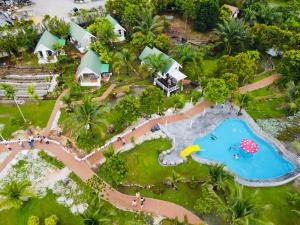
[194,118,295,180]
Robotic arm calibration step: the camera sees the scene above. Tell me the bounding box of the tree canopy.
[204,78,229,103]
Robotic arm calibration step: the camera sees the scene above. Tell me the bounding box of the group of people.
[131,192,145,209]
[3,134,49,152]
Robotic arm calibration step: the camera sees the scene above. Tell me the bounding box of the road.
[23,0,106,22]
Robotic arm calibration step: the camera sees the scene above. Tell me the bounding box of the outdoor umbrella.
[240,139,258,154]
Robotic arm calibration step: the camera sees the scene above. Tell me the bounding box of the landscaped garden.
[0,0,300,224]
[99,138,300,225]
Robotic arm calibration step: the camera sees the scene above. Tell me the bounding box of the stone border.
[161,105,300,187]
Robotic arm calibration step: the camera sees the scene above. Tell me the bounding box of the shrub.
[45,215,59,225]
[99,154,128,185]
[38,150,64,169]
[27,215,39,225]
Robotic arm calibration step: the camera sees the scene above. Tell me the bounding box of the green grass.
[246,85,288,119]
[108,139,300,225]
[0,191,84,225]
[0,100,55,138]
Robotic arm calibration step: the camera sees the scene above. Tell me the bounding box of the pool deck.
[159,102,300,187]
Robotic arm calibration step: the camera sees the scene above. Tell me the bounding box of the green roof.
[77,50,106,76]
[36,30,62,51]
[70,22,92,42]
[138,46,176,73]
[106,15,124,29]
[58,39,66,46]
[101,64,110,73]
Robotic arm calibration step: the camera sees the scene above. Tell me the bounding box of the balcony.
[154,77,179,96]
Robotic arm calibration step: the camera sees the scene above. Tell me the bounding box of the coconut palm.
[0,180,34,210]
[214,185,263,225]
[133,7,164,36]
[65,96,108,138]
[173,43,203,66]
[27,85,39,103]
[236,94,252,115]
[207,164,233,192]
[61,94,74,113]
[113,48,137,76]
[166,170,186,189]
[81,196,116,225]
[144,53,171,76]
[1,84,27,123]
[214,19,249,55]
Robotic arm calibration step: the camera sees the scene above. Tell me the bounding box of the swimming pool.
[194,118,295,180]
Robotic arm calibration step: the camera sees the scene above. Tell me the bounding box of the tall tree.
[215,19,249,55]
[204,78,229,103]
[133,7,164,36]
[65,96,108,138]
[88,18,117,47]
[236,94,252,115]
[1,84,27,123]
[207,164,233,192]
[278,50,300,83]
[194,0,219,32]
[143,53,171,76]
[139,86,164,114]
[113,48,137,76]
[42,15,70,38]
[0,180,34,210]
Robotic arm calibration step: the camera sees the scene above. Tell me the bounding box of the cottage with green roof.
[106,15,126,42]
[139,46,186,96]
[76,50,110,87]
[34,30,65,64]
[69,22,95,53]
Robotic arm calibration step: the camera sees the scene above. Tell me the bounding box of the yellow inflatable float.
[180,145,201,158]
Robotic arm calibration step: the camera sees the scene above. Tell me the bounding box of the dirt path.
[239,74,280,94]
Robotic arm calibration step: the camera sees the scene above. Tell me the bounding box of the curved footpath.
[0,74,281,225]
[0,142,202,225]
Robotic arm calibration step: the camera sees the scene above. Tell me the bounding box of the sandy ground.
[23,0,106,22]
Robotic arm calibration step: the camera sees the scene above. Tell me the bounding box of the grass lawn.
[0,191,83,225]
[0,100,55,138]
[245,85,288,120]
[109,139,300,225]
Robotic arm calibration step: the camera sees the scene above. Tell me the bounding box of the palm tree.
[173,43,203,66]
[144,53,171,76]
[61,94,74,113]
[113,48,137,76]
[166,170,186,189]
[65,96,108,138]
[81,196,116,225]
[27,85,39,103]
[0,180,34,210]
[207,164,233,192]
[214,19,249,55]
[1,84,27,123]
[236,94,252,115]
[133,7,164,36]
[215,185,262,225]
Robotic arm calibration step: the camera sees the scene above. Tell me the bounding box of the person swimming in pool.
[210,134,217,140]
[234,154,240,159]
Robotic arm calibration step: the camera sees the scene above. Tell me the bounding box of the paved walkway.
[239,74,280,94]
[0,74,281,225]
[44,89,69,136]
[0,142,203,225]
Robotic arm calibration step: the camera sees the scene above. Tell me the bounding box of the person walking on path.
[28,138,33,149]
[135,192,140,200]
[140,196,145,209]
[131,199,137,208]
[18,139,24,149]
